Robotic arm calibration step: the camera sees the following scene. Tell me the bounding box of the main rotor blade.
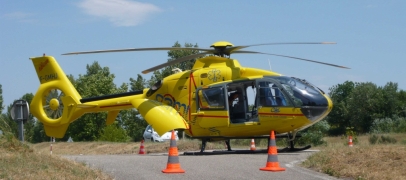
[142,52,209,74]
[228,42,336,53]
[233,50,350,69]
[62,47,212,55]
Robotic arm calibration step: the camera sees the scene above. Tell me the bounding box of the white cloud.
[78,0,162,27]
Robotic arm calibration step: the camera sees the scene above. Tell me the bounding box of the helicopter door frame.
[226,80,260,123]
[193,85,230,129]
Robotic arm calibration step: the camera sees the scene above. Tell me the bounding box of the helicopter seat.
[265,97,277,106]
[230,102,247,123]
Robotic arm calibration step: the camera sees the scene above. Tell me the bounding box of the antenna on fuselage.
[268,59,272,70]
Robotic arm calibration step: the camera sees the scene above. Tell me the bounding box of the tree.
[328,81,406,134]
[2,105,18,137]
[121,75,148,141]
[398,90,406,117]
[0,84,3,113]
[347,82,382,133]
[327,81,355,135]
[166,41,201,72]
[118,108,147,141]
[99,122,130,142]
[129,74,146,92]
[150,42,202,80]
[65,62,120,141]
[381,82,401,117]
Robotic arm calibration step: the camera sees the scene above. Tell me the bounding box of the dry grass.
[302,134,406,180]
[0,134,112,180]
[30,139,253,155]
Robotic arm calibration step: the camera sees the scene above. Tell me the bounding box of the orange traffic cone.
[162,130,185,173]
[348,136,353,147]
[250,139,256,151]
[139,139,146,154]
[260,130,286,172]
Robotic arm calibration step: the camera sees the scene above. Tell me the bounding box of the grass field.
[302,134,406,180]
[2,133,406,179]
[0,133,112,180]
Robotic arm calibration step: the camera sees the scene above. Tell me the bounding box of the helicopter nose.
[300,95,332,122]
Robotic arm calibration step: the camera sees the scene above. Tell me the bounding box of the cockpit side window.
[198,87,226,110]
[258,81,290,107]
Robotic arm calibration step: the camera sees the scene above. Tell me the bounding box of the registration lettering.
[39,73,58,82]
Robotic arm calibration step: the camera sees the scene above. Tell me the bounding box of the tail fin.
[30,56,82,138]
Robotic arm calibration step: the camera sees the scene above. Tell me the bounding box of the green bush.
[295,120,329,146]
[369,134,379,144]
[396,120,406,133]
[297,131,326,146]
[379,135,397,144]
[371,116,406,133]
[98,124,130,142]
[368,134,397,145]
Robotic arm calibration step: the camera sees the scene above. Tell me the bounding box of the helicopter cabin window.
[198,87,225,110]
[259,81,288,107]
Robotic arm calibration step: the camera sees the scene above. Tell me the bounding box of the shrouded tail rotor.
[43,88,64,120]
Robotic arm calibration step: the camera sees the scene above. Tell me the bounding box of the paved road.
[64,150,339,180]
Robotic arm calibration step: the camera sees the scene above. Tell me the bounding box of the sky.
[1,0,405,113]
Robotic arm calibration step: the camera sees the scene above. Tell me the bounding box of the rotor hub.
[210,41,234,57]
[210,41,234,48]
[49,98,60,111]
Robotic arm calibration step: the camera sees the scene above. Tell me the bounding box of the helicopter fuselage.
[145,56,333,139]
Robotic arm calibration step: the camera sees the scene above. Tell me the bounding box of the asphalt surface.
[64,150,340,180]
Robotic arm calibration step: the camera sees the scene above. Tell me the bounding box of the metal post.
[17,101,24,142]
[18,120,24,142]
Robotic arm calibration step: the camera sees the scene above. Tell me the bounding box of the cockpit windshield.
[264,76,328,107]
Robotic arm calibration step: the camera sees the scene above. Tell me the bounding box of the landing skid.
[281,132,312,152]
[185,137,311,156]
[183,147,312,156]
[184,149,267,156]
[184,146,311,156]
[278,145,312,152]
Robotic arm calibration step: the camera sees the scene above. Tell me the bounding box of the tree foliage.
[0,84,3,113]
[326,81,355,135]
[121,74,148,141]
[99,123,130,142]
[150,42,201,81]
[328,81,405,134]
[65,62,120,141]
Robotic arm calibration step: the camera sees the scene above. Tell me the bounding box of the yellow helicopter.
[29,41,348,152]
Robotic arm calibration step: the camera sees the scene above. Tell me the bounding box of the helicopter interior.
[196,76,330,126]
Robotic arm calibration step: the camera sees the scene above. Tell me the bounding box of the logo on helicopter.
[155,93,189,117]
[207,69,221,82]
[271,107,280,113]
[38,59,49,72]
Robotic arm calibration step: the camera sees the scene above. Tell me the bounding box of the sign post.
[10,100,30,142]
